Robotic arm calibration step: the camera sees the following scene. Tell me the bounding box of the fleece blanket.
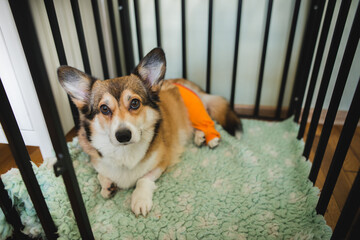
[0,118,332,239]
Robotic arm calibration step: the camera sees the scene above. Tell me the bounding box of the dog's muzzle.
[115,129,132,143]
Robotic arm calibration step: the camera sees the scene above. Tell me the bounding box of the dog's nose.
[115,129,132,143]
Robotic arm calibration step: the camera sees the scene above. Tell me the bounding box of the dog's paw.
[97,174,117,199]
[208,137,220,149]
[100,183,117,199]
[194,130,205,146]
[131,189,153,217]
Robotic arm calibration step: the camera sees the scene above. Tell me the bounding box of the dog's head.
[58,48,166,161]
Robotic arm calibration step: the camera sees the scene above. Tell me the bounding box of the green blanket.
[0,118,332,239]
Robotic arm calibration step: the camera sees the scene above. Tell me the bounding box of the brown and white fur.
[58,48,242,217]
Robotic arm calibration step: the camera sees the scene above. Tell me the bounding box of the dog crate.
[0,0,359,239]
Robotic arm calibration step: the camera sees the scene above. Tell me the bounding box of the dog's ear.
[57,66,95,108]
[134,48,166,87]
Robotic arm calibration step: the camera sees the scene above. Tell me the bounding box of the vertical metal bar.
[316,77,360,215]
[332,169,360,239]
[254,0,273,117]
[9,1,94,238]
[297,0,337,139]
[91,0,109,79]
[118,0,135,74]
[206,0,213,93]
[347,212,360,240]
[0,79,58,239]
[0,177,31,239]
[154,0,162,47]
[230,0,242,110]
[309,3,360,183]
[43,0,80,130]
[181,0,187,79]
[303,0,352,158]
[288,0,325,120]
[275,0,301,119]
[107,0,123,76]
[134,0,143,59]
[70,0,92,74]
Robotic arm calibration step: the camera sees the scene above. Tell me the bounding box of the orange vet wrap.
[173,83,220,144]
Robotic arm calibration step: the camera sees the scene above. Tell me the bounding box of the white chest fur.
[93,150,158,189]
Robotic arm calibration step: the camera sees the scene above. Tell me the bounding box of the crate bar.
[107,0,123,76]
[91,0,109,79]
[316,77,360,215]
[181,0,187,79]
[309,3,360,184]
[0,170,31,239]
[254,0,273,117]
[303,0,352,158]
[154,0,162,47]
[297,0,337,139]
[0,80,58,239]
[293,0,326,122]
[118,0,135,74]
[43,0,80,130]
[70,0,91,74]
[275,0,301,119]
[9,0,94,238]
[332,169,360,239]
[288,0,325,119]
[230,0,242,109]
[134,0,143,59]
[347,212,360,240]
[206,0,213,93]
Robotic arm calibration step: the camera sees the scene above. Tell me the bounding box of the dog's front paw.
[194,130,205,146]
[208,137,220,148]
[97,174,117,199]
[131,178,156,217]
[131,188,153,217]
[100,183,117,199]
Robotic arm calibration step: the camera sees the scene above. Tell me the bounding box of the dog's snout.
[115,129,132,143]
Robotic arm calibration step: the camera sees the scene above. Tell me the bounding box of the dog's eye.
[130,99,140,110]
[100,104,111,115]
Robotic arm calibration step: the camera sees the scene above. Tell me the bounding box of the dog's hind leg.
[194,130,205,146]
[97,174,117,199]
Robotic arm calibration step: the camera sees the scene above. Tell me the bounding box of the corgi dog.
[58,48,241,217]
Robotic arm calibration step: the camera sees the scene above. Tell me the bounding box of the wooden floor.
[0,125,359,230]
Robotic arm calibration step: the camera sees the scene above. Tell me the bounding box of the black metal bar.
[316,77,360,215]
[288,0,325,119]
[134,0,143,60]
[154,0,162,47]
[254,0,273,117]
[206,0,213,93]
[9,1,94,238]
[309,3,360,184]
[43,0,80,130]
[0,177,31,239]
[297,0,337,140]
[181,0,187,79]
[107,0,123,76]
[118,0,135,74]
[332,169,360,239]
[91,0,109,79]
[230,0,242,109]
[0,79,58,239]
[347,211,360,240]
[275,0,301,119]
[70,0,92,74]
[303,0,352,159]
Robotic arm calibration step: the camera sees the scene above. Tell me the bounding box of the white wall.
[0,0,53,158]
